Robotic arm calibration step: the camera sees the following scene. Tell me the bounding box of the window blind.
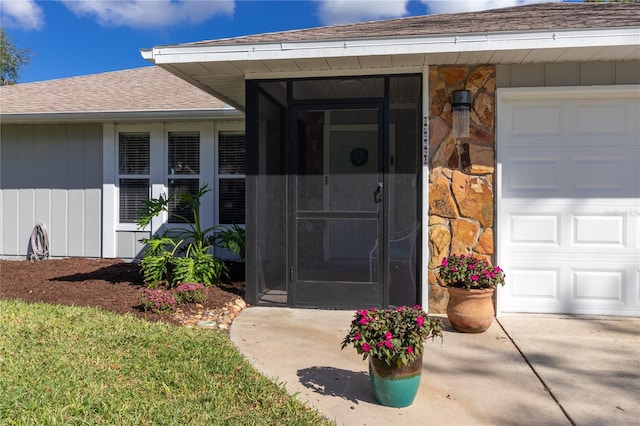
[219,179,245,224]
[168,131,199,175]
[168,179,199,223]
[219,133,245,175]
[119,178,149,223]
[119,133,150,175]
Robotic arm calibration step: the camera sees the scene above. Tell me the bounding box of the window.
[168,131,200,223]
[118,132,150,223]
[218,132,245,224]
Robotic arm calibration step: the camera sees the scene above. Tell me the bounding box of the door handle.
[373,182,383,204]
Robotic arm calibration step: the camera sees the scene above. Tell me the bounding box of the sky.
[1,0,568,84]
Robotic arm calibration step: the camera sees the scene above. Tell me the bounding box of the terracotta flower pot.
[446,286,495,333]
[368,355,422,407]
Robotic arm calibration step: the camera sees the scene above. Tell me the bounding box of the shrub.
[175,283,206,304]
[137,289,177,314]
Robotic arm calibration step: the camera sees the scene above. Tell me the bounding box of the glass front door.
[291,105,385,307]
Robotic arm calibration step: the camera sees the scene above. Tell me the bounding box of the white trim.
[0,110,242,125]
[145,28,640,65]
[102,123,117,258]
[421,65,430,311]
[214,122,245,259]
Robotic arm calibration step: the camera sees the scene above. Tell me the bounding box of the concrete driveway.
[230,308,639,425]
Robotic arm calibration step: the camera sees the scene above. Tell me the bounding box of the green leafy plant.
[439,254,505,289]
[139,236,182,287]
[215,224,246,260]
[341,306,443,367]
[137,288,178,314]
[136,184,217,253]
[171,246,226,287]
[136,184,229,287]
[174,283,207,304]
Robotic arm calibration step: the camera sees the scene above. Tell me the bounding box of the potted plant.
[439,254,505,333]
[341,306,443,407]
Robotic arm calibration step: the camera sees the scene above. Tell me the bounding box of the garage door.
[497,86,640,316]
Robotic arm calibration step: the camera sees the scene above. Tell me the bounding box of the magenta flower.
[385,331,393,341]
[384,340,394,349]
[406,347,414,354]
[361,343,371,352]
[359,317,368,325]
[441,258,448,267]
[416,316,424,326]
[354,332,361,341]
[471,275,479,282]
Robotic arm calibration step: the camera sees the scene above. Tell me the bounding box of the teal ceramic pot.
[368,355,422,408]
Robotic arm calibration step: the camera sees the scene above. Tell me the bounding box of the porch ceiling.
[152,35,639,112]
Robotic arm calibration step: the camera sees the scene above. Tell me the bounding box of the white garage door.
[497,86,640,316]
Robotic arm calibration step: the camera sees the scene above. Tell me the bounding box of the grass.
[0,299,333,425]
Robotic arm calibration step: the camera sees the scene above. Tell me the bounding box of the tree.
[1,28,33,85]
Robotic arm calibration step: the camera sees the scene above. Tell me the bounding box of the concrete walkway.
[230,308,639,426]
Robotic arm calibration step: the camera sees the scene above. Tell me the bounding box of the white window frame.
[215,125,246,227]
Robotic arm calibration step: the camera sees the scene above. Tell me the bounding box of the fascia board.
[144,27,640,65]
[0,109,244,124]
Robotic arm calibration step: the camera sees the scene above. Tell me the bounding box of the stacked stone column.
[428,65,497,313]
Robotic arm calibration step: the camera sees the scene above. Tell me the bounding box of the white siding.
[0,123,102,258]
[496,60,640,88]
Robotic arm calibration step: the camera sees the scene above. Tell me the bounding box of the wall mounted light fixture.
[452,90,471,138]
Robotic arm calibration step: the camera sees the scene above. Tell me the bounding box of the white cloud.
[60,0,234,28]
[317,0,410,26]
[420,0,555,15]
[0,0,45,30]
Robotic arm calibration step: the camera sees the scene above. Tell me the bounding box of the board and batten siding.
[0,123,102,258]
[496,60,640,87]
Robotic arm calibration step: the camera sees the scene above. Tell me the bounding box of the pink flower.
[362,343,371,352]
[413,305,422,310]
[471,275,479,282]
[468,263,475,270]
[377,341,384,347]
[384,341,394,349]
[416,316,424,326]
[385,331,393,341]
[406,347,414,354]
[441,258,448,267]
[354,332,361,341]
[359,317,368,325]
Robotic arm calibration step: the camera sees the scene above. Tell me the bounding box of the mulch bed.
[0,257,245,326]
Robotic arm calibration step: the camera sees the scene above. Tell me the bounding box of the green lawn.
[0,299,333,425]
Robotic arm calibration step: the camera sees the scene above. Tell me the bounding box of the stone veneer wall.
[427,65,497,313]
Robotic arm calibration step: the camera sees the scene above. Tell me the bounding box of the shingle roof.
[0,66,229,115]
[176,2,640,48]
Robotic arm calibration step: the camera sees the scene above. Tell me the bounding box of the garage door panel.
[510,104,561,135]
[504,203,636,255]
[572,269,624,302]
[509,213,560,246]
[503,146,636,198]
[501,260,638,315]
[573,214,625,246]
[498,87,640,316]
[574,102,628,134]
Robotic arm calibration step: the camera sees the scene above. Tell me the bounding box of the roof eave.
[143,27,640,65]
[0,109,244,124]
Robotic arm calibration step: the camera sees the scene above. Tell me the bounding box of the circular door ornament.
[350,147,369,167]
